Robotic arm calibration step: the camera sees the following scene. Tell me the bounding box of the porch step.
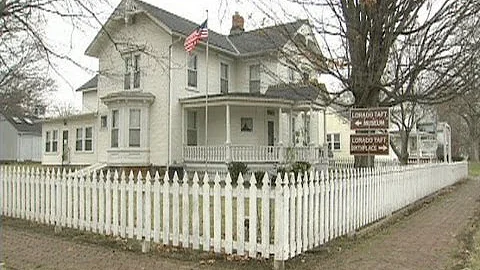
[68,162,107,177]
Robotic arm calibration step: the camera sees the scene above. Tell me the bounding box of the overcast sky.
[45,0,273,109]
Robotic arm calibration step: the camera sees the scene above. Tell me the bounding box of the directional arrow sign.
[350,107,390,130]
[350,134,390,155]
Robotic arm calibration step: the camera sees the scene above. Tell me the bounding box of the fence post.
[202,172,210,251]
[191,172,200,249]
[274,173,285,270]
[225,173,233,254]
[143,171,151,253]
[248,173,257,258]
[236,173,245,256]
[182,172,190,248]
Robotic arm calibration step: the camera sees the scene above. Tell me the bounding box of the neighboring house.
[0,113,42,162]
[389,108,440,162]
[323,106,353,159]
[41,0,330,171]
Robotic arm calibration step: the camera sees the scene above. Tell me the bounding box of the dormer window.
[124,53,140,90]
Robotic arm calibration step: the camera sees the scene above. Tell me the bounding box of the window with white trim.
[45,131,51,152]
[124,53,140,90]
[76,127,93,151]
[100,115,107,129]
[76,128,83,151]
[288,67,295,82]
[52,130,58,152]
[129,109,141,147]
[220,63,228,93]
[187,54,197,88]
[327,133,341,151]
[249,64,260,93]
[187,111,197,146]
[111,110,119,148]
[85,127,93,151]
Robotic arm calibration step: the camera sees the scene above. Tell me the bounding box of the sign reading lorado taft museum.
[350,107,390,156]
[350,107,389,130]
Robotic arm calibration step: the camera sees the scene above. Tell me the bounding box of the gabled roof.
[228,20,307,55]
[76,75,98,92]
[1,113,41,134]
[135,0,237,54]
[87,0,308,57]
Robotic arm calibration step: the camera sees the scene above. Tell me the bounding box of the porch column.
[308,107,315,164]
[289,109,293,147]
[278,108,284,164]
[225,104,232,163]
[309,107,316,146]
[181,107,185,163]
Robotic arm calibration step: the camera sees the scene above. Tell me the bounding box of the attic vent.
[12,116,22,124]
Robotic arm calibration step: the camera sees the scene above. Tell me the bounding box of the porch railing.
[183,145,326,164]
[183,145,226,162]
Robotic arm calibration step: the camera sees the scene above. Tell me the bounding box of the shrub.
[227,162,248,185]
[291,161,311,177]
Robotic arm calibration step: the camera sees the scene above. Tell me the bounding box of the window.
[124,53,140,90]
[85,127,93,151]
[111,110,119,148]
[187,54,197,88]
[45,131,51,152]
[187,111,197,146]
[288,67,295,82]
[220,63,228,93]
[100,115,107,128]
[129,109,141,147]
[241,117,253,132]
[76,128,83,151]
[76,127,93,151]
[327,133,341,151]
[249,64,260,93]
[124,56,131,90]
[133,55,140,88]
[52,130,58,152]
[305,116,311,144]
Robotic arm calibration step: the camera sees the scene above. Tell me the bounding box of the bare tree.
[225,0,480,166]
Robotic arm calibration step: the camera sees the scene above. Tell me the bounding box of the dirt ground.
[2,178,480,270]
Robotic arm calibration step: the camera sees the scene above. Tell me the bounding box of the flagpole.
[205,10,209,171]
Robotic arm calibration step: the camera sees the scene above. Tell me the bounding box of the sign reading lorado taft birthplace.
[350,107,389,130]
[350,107,390,156]
[350,134,389,155]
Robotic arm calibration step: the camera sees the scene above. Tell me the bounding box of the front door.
[267,121,275,146]
[62,130,69,164]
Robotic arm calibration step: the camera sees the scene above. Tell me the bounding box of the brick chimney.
[230,12,244,35]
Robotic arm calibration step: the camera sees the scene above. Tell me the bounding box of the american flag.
[184,19,208,53]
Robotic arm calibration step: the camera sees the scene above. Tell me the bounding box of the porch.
[179,92,328,171]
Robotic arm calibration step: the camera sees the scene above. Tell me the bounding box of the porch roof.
[179,92,324,110]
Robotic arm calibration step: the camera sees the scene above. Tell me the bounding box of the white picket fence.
[0,162,468,261]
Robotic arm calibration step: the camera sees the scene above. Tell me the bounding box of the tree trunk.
[471,137,480,162]
[399,131,410,165]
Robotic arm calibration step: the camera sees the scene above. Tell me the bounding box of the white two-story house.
[41,0,330,172]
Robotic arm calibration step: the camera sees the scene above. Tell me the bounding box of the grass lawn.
[469,162,480,177]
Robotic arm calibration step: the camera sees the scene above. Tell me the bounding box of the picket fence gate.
[0,162,468,261]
